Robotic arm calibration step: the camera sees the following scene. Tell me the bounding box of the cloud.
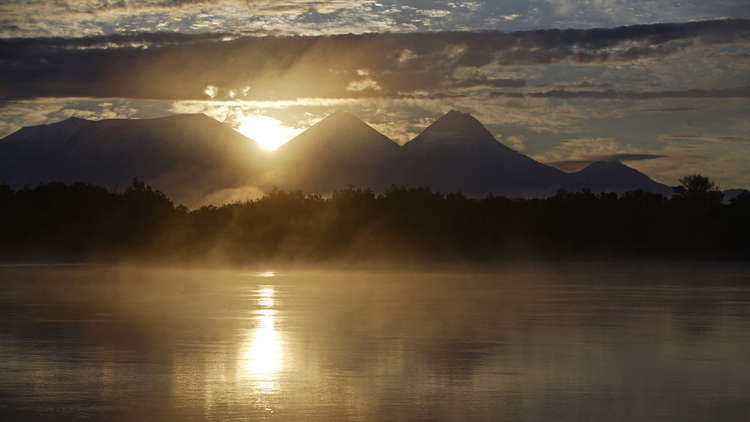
[0,0,377,37]
[346,79,382,92]
[659,134,750,143]
[630,141,750,189]
[1,19,748,101]
[489,86,750,99]
[607,153,669,161]
[502,135,527,151]
[533,137,662,168]
[642,107,696,112]
[2,0,748,38]
[421,9,451,18]
[2,93,749,188]
[398,48,418,63]
[203,85,219,98]
[0,97,170,138]
[451,76,527,88]
[546,154,667,172]
[534,137,620,160]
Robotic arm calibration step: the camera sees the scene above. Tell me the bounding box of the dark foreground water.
[1,263,749,421]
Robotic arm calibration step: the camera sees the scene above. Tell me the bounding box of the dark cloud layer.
[488,87,750,99]
[3,0,750,38]
[660,135,750,143]
[1,19,748,101]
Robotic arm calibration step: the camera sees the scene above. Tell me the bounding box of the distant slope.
[402,110,567,196]
[271,111,402,192]
[723,188,750,204]
[566,160,672,195]
[1,112,682,205]
[0,114,266,205]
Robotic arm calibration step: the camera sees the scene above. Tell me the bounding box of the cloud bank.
[2,19,749,102]
[1,19,748,190]
[2,0,749,38]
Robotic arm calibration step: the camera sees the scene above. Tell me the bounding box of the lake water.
[1,263,749,421]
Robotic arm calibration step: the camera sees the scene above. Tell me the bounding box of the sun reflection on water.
[239,285,283,393]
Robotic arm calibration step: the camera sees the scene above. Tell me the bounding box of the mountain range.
[0,110,674,206]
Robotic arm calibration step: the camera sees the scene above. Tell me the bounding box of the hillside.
[566,160,673,195]
[0,114,267,206]
[0,111,686,204]
[402,110,567,196]
[271,111,402,192]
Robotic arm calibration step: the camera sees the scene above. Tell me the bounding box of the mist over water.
[1,264,749,421]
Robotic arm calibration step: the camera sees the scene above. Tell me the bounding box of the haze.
[2,265,750,421]
[1,7,749,189]
[2,3,750,421]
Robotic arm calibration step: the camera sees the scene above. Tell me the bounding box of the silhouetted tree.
[0,178,747,262]
[673,174,723,203]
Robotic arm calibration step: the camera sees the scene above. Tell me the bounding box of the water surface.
[1,263,749,421]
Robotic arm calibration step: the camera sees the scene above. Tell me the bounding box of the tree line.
[0,175,748,263]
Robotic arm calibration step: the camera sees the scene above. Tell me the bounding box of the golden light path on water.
[238,274,283,393]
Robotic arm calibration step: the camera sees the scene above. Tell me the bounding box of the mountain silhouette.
[566,160,672,195]
[402,110,567,196]
[0,111,678,203]
[722,188,750,204]
[0,114,266,205]
[406,110,497,147]
[270,111,402,192]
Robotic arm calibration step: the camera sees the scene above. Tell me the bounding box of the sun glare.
[237,115,301,150]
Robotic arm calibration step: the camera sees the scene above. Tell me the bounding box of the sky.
[1,1,749,188]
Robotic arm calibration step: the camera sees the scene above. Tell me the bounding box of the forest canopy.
[0,178,748,264]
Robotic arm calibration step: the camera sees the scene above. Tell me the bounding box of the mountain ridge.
[401,109,568,196]
[566,159,672,195]
[1,111,677,204]
[271,111,402,192]
[404,110,498,147]
[279,111,400,154]
[0,113,265,206]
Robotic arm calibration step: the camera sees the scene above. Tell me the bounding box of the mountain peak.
[56,113,213,126]
[444,109,472,119]
[270,110,401,192]
[407,110,497,147]
[51,116,89,129]
[62,116,87,123]
[279,110,398,154]
[314,110,371,131]
[569,160,671,195]
[432,110,492,134]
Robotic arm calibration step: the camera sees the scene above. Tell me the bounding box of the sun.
[238,115,302,150]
